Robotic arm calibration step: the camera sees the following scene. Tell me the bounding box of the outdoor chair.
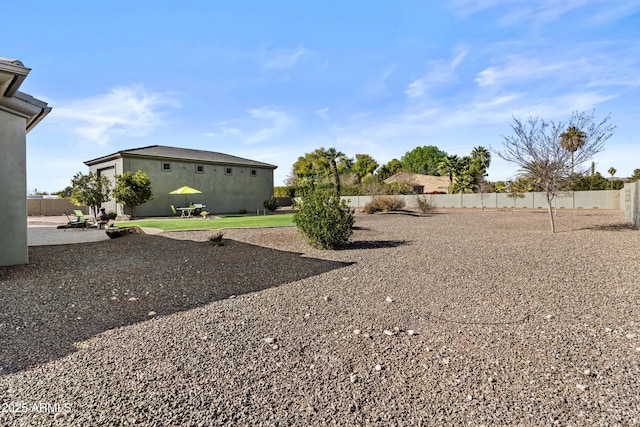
[73,210,89,226]
[64,211,87,230]
[170,205,178,216]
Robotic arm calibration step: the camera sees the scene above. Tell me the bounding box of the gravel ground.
[1,209,639,426]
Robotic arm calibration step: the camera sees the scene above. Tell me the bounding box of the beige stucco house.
[384,172,451,194]
[85,145,277,216]
[1,57,51,267]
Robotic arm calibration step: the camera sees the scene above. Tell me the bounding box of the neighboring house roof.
[84,145,277,169]
[384,172,450,193]
[0,57,51,132]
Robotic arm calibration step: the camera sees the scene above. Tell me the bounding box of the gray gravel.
[1,209,639,426]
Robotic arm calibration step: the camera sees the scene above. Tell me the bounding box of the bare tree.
[496,110,614,232]
[505,179,525,211]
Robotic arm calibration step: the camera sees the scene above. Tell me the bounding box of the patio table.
[177,207,195,218]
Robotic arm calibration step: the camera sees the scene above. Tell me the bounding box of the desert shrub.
[293,190,354,249]
[363,196,405,214]
[209,232,224,246]
[384,181,414,195]
[263,196,279,212]
[415,195,436,214]
[363,202,378,214]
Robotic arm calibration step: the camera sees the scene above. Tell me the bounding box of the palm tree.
[437,155,460,186]
[560,126,587,176]
[450,175,474,194]
[324,147,345,194]
[470,146,492,198]
[471,146,491,171]
[608,167,617,190]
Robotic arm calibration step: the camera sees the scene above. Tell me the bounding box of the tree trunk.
[331,160,341,194]
[571,152,575,176]
[546,190,556,233]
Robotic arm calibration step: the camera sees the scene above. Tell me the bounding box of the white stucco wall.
[0,109,28,266]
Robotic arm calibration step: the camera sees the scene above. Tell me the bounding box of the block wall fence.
[341,185,640,230]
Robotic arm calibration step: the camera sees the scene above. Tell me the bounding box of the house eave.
[0,58,51,132]
[0,58,30,97]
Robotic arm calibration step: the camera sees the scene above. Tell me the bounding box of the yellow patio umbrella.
[169,186,202,205]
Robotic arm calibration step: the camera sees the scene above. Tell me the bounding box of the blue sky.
[5,0,640,193]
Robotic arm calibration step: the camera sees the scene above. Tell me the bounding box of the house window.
[225,167,233,175]
[196,164,205,174]
[162,162,171,171]
[250,169,257,177]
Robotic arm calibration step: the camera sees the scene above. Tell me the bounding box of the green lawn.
[115,213,295,231]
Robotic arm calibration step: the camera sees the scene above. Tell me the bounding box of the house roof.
[384,172,451,193]
[0,57,51,132]
[84,145,278,169]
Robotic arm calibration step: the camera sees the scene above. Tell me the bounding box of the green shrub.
[363,196,405,214]
[293,190,355,249]
[415,195,436,214]
[263,196,279,212]
[274,186,296,198]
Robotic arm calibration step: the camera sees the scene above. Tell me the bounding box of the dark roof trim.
[0,57,29,97]
[84,145,277,169]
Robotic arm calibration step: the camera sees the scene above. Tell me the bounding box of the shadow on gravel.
[0,234,352,375]
[345,240,408,250]
[574,222,638,232]
[382,210,430,217]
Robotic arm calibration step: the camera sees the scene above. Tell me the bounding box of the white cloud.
[315,107,331,121]
[362,65,396,98]
[51,85,181,145]
[405,69,449,98]
[245,107,295,143]
[475,56,568,87]
[450,48,468,68]
[450,0,640,27]
[475,45,640,96]
[405,48,467,99]
[210,107,295,144]
[260,45,309,70]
